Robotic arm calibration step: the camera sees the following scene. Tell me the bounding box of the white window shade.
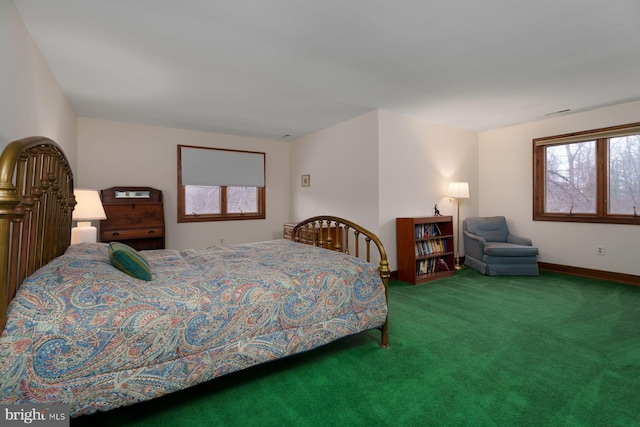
[180,146,265,187]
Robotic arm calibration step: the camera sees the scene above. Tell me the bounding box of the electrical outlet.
[595,245,605,256]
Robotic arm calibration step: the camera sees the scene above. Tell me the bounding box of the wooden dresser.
[100,187,166,250]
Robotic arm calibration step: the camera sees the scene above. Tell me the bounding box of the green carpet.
[72,270,640,426]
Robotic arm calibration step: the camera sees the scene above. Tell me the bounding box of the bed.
[0,137,389,417]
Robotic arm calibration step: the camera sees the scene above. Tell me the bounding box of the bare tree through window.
[534,122,640,224]
[545,141,596,214]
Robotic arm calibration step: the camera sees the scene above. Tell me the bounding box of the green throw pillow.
[108,242,152,281]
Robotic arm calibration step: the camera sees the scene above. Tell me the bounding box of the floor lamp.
[447,182,469,270]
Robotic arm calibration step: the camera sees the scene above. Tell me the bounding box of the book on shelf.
[417,257,452,275]
[437,258,450,271]
[414,223,442,239]
[414,238,447,256]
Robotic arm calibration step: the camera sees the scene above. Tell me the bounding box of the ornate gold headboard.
[0,137,75,332]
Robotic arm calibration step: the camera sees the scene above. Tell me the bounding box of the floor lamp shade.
[71,189,107,244]
[447,182,470,199]
[447,182,469,270]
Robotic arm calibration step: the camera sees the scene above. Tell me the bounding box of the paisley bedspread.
[0,240,387,417]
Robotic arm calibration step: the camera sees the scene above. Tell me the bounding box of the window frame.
[177,145,266,223]
[533,122,640,225]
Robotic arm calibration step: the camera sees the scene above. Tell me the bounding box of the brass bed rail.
[0,137,75,332]
[291,216,390,348]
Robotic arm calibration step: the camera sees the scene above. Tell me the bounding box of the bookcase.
[396,216,455,284]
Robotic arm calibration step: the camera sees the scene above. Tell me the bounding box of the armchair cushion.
[484,242,539,257]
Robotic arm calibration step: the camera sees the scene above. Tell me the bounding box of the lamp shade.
[447,182,470,199]
[72,189,107,221]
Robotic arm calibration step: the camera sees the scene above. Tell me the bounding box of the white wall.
[77,118,290,249]
[378,110,479,270]
[0,0,77,166]
[290,111,380,231]
[291,109,479,271]
[479,100,640,276]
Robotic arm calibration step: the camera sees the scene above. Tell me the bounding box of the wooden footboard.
[0,137,75,333]
[291,216,390,348]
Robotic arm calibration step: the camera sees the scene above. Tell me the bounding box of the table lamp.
[71,189,107,244]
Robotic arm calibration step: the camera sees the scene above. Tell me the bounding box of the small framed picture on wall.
[301,174,310,187]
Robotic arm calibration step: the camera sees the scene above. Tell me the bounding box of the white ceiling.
[13,0,640,141]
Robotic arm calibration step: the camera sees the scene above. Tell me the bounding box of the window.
[533,122,640,224]
[178,145,265,222]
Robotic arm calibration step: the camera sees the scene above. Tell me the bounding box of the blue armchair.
[463,216,539,276]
